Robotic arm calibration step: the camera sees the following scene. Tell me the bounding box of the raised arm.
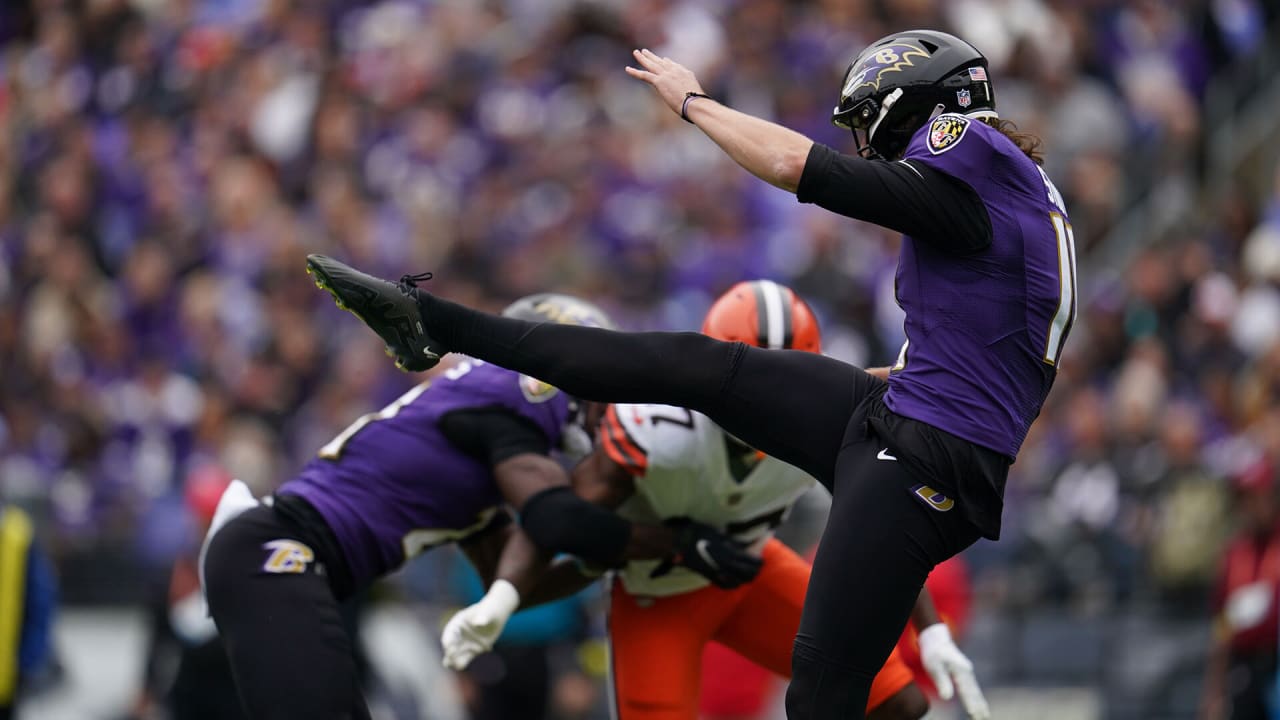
[626,49,811,192]
[625,50,992,253]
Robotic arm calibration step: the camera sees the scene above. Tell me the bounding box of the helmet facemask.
[835,88,945,161]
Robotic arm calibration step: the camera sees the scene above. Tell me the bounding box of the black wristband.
[681,91,712,124]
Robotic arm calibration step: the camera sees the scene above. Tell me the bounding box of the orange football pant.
[609,538,915,719]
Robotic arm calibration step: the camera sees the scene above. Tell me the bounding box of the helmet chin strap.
[863,91,1001,157]
[866,88,904,144]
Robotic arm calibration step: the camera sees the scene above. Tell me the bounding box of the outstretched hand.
[439,579,520,671]
[625,49,706,118]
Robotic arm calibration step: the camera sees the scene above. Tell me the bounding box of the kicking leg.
[306,254,881,482]
[417,308,877,483]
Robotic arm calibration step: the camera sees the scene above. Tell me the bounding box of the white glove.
[440,579,520,670]
[918,623,990,720]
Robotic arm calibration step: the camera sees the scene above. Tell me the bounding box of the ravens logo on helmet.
[502,293,616,330]
[831,29,996,161]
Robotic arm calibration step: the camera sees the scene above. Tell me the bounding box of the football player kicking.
[306,28,1073,720]
[441,282,988,720]
[200,294,760,720]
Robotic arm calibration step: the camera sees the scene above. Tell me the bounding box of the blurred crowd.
[1,0,1279,708]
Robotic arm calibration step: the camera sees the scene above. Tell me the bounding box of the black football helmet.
[503,293,615,459]
[502,293,615,330]
[832,29,997,160]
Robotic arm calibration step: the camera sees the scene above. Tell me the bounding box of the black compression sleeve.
[796,143,992,254]
[439,408,551,465]
[519,486,630,566]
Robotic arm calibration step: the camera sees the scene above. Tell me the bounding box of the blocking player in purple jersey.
[199,294,761,720]
[308,29,1074,720]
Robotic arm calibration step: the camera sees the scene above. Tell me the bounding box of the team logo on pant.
[910,484,955,512]
[262,539,314,573]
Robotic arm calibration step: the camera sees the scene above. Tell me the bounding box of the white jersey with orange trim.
[598,403,817,597]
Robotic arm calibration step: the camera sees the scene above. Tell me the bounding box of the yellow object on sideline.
[0,506,34,704]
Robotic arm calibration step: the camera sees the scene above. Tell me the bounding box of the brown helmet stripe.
[752,280,789,349]
[779,283,794,349]
[750,281,769,348]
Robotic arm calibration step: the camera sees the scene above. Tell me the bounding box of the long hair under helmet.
[832,29,997,161]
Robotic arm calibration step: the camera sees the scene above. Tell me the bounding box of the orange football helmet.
[701,280,821,353]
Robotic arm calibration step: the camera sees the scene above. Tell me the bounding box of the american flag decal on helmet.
[967,67,987,81]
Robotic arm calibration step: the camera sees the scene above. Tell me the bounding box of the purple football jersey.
[887,114,1076,458]
[279,360,571,586]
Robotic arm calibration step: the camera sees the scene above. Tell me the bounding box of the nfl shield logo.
[956,89,972,108]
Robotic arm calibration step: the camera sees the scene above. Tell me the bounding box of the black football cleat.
[305,254,445,372]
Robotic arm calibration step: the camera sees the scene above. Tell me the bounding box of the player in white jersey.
[443,281,989,720]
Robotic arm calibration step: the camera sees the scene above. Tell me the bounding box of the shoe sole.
[306,259,402,364]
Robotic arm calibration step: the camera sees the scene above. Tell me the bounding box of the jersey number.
[401,507,500,560]
[317,361,484,459]
[1044,213,1077,366]
[651,408,694,429]
[1038,166,1076,367]
[318,382,431,460]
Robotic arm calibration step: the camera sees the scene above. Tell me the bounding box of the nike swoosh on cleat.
[877,448,898,461]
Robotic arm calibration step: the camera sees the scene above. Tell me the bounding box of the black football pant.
[417,295,985,719]
[203,505,370,720]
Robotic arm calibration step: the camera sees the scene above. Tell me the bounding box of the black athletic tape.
[519,486,629,566]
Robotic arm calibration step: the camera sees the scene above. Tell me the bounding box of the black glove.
[650,519,763,589]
